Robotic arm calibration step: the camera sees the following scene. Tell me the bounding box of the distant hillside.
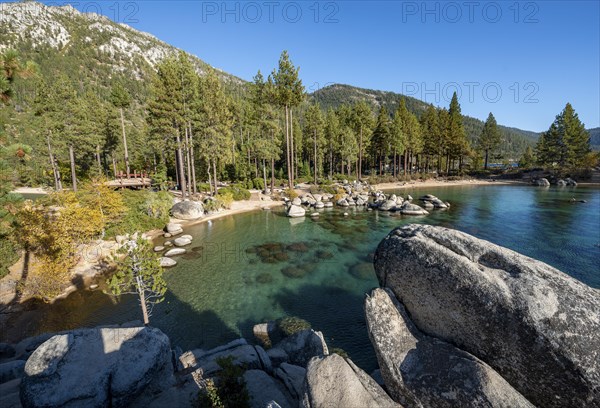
[311,84,539,158]
[588,127,600,150]
[0,1,242,103]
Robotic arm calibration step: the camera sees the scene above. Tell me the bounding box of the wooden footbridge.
[105,171,153,188]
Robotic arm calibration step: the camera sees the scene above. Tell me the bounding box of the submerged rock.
[374,224,600,408]
[159,257,177,267]
[302,354,400,408]
[173,237,192,247]
[20,327,174,408]
[164,248,186,257]
[365,288,534,408]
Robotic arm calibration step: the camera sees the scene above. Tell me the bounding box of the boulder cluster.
[5,224,598,408]
[156,223,195,267]
[286,181,449,218]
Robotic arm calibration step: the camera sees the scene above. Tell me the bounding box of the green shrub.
[105,190,170,237]
[277,316,311,336]
[321,185,337,195]
[0,238,20,279]
[330,348,349,359]
[196,356,250,408]
[283,188,298,200]
[197,183,211,193]
[216,192,234,209]
[218,186,250,201]
[252,178,265,191]
[203,198,223,213]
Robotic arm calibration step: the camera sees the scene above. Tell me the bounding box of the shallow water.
[4,185,599,372]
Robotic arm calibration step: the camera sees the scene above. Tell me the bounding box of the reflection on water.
[3,185,599,372]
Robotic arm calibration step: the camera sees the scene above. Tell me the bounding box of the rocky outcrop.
[171,201,204,220]
[365,288,533,408]
[374,224,600,408]
[159,257,177,267]
[20,327,174,408]
[302,354,401,408]
[165,222,183,235]
[270,329,328,368]
[398,202,428,216]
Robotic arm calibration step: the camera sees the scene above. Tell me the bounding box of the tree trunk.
[175,131,187,200]
[189,124,197,194]
[136,275,150,325]
[262,159,267,193]
[446,153,450,176]
[271,158,275,193]
[484,149,489,170]
[120,107,130,179]
[290,108,295,183]
[358,126,363,180]
[69,145,77,192]
[184,127,193,197]
[329,144,333,179]
[207,161,214,195]
[404,150,408,176]
[285,105,292,189]
[95,145,102,171]
[313,129,318,185]
[393,149,397,178]
[46,135,61,191]
[212,159,218,196]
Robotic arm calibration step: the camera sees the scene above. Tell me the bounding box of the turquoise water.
[5,185,599,371]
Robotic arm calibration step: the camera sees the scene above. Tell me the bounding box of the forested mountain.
[588,127,600,150]
[1,1,558,192]
[312,84,538,158]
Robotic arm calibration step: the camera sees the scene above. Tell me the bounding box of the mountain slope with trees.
[311,84,539,159]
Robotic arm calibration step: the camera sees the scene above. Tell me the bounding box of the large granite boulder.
[374,224,600,408]
[302,354,400,408]
[365,288,534,408]
[379,200,397,211]
[399,202,428,216]
[20,327,174,408]
[171,201,204,220]
[287,205,306,218]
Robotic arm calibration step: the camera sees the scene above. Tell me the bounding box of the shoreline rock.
[374,224,600,407]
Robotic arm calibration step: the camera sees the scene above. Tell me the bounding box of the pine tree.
[324,108,340,178]
[478,112,501,169]
[351,101,375,180]
[272,51,304,188]
[536,103,590,168]
[304,103,325,184]
[447,92,469,173]
[107,237,166,325]
[370,107,392,175]
[419,104,440,172]
[197,68,234,194]
[110,83,132,178]
[519,146,535,169]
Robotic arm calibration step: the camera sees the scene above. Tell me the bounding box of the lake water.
[4,185,599,372]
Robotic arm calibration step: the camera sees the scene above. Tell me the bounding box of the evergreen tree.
[351,101,375,180]
[110,83,132,178]
[107,237,166,325]
[519,146,536,169]
[419,104,440,172]
[536,103,590,168]
[370,107,392,175]
[197,68,234,194]
[447,92,469,173]
[478,112,501,169]
[324,108,340,178]
[303,103,325,184]
[272,51,304,188]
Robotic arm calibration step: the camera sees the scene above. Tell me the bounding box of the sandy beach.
[372,178,523,191]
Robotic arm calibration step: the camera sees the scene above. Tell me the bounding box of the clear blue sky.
[57,1,600,131]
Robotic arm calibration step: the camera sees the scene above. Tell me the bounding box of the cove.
[3,184,599,372]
